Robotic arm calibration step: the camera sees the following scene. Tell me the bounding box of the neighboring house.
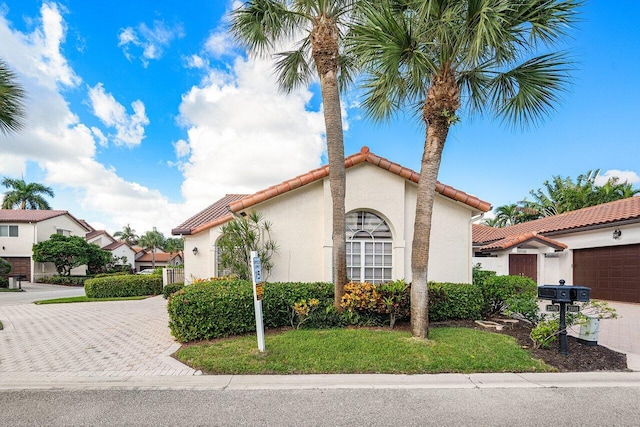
[86,230,136,271]
[472,197,640,303]
[0,209,93,281]
[173,146,491,285]
[135,248,183,272]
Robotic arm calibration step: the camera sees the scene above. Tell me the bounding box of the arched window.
[345,211,392,284]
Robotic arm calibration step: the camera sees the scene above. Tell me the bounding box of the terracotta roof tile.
[174,147,492,235]
[478,231,567,252]
[473,197,640,245]
[171,194,247,235]
[0,209,92,232]
[103,240,131,251]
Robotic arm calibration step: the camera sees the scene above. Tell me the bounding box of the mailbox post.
[537,279,590,356]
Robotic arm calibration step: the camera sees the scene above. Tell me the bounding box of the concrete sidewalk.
[1,372,639,391]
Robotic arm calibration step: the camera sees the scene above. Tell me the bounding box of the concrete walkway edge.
[1,372,640,391]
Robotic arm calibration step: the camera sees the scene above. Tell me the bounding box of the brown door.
[3,257,31,282]
[573,244,640,303]
[509,254,537,282]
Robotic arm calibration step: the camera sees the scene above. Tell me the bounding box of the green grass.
[34,295,148,304]
[0,320,3,330]
[175,327,554,374]
[0,288,23,292]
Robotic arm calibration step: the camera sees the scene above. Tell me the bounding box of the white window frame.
[346,211,392,284]
[0,225,18,237]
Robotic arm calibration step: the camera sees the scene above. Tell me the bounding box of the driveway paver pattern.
[0,292,196,378]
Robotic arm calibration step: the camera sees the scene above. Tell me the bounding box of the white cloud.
[205,31,233,58]
[177,54,326,211]
[174,139,190,158]
[0,3,182,235]
[88,83,149,147]
[595,169,640,186]
[117,20,184,66]
[184,54,208,69]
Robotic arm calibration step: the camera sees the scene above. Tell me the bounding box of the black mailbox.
[537,282,590,303]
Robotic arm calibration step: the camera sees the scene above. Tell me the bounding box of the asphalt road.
[1,387,640,426]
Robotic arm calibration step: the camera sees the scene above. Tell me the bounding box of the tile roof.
[172,194,247,235]
[473,196,640,248]
[102,240,131,251]
[136,252,182,263]
[478,231,567,252]
[86,230,110,240]
[173,147,491,235]
[0,209,92,231]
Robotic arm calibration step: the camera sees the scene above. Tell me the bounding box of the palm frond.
[489,52,572,128]
[229,0,300,57]
[273,41,314,92]
[0,59,26,135]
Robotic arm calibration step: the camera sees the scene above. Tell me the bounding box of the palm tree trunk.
[411,71,459,339]
[312,16,347,310]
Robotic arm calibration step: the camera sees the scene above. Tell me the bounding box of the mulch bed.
[430,319,628,372]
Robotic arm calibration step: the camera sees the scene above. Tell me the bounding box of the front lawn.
[175,327,553,374]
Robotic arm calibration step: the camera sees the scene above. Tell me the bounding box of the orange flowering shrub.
[340,281,379,312]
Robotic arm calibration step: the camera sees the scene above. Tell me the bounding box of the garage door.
[573,244,640,303]
[2,257,31,282]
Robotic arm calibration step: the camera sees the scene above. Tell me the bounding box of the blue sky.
[0,1,638,236]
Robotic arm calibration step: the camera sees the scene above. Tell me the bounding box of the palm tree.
[0,58,26,135]
[114,224,139,246]
[230,0,358,309]
[349,0,579,338]
[1,177,54,209]
[138,228,166,269]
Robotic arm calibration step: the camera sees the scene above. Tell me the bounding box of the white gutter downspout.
[468,212,485,283]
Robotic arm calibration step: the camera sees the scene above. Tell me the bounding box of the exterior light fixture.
[613,228,622,240]
[192,247,199,255]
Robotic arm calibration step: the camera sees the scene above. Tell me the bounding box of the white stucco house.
[86,229,136,271]
[173,147,492,285]
[0,209,93,281]
[472,196,640,303]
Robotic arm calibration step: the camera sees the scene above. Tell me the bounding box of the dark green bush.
[480,275,538,321]
[94,272,132,279]
[36,275,88,286]
[167,279,333,342]
[163,282,184,299]
[472,264,496,288]
[428,282,484,321]
[0,258,11,275]
[0,277,8,288]
[84,275,162,298]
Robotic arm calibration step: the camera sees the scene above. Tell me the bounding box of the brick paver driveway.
[0,284,196,378]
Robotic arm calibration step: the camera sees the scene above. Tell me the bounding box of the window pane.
[0,226,7,237]
[9,226,18,237]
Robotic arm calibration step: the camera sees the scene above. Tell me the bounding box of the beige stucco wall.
[0,222,36,256]
[183,163,480,285]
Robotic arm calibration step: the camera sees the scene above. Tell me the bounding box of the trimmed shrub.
[36,275,88,286]
[84,275,162,298]
[480,275,538,321]
[167,279,333,342]
[94,272,132,279]
[428,282,484,321]
[163,282,184,299]
[0,258,11,275]
[340,280,481,324]
[472,264,496,288]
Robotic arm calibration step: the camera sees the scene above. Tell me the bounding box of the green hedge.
[167,279,333,342]
[163,282,184,299]
[85,275,163,298]
[36,275,88,286]
[480,275,538,321]
[428,282,484,321]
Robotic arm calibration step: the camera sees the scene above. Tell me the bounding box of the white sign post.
[250,250,265,352]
